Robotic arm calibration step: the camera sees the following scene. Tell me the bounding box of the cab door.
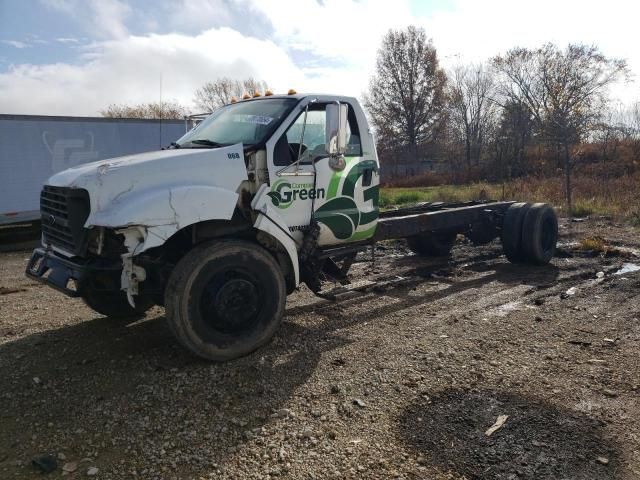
[267,101,379,246]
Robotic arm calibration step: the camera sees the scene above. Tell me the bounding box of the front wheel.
[165,239,286,361]
[82,290,153,319]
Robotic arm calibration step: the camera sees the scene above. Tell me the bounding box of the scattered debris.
[614,263,640,276]
[596,456,610,465]
[560,287,577,299]
[31,454,57,473]
[596,271,605,279]
[485,414,509,436]
[86,466,99,476]
[271,408,294,419]
[568,340,592,347]
[62,461,78,473]
[0,287,27,295]
[603,389,618,398]
[353,398,367,408]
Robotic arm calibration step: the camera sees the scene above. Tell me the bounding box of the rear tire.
[521,203,558,264]
[501,202,531,263]
[82,290,152,319]
[165,239,286,361]
[407,232,457,257]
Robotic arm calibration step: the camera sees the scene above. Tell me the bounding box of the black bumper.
[25,248,122,298]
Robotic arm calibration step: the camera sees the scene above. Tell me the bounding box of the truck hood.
[47,144,248,227]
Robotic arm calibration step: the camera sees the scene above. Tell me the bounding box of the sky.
[0,0,638,116]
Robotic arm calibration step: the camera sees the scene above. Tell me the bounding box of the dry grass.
[577,236,608,252]
[380,173,640,224]
[576,236,623,256]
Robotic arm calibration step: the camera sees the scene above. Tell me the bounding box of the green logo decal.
[269,179,325,209]
[315,159,380,241]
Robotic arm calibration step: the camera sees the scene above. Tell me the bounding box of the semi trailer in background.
[0,114,188,226]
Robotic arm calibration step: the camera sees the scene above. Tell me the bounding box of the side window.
[273,102,362,166]
[345,106,362,157]
[286,107,327,163]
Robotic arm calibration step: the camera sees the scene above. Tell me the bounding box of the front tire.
[165,240,286,361]
[82,290,152,319]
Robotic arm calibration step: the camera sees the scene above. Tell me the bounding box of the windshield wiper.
[188,139,227,148]
[168,141,181,149]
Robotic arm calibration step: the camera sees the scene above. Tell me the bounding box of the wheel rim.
[199,270,262,335]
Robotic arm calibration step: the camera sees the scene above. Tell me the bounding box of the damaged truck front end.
[26,144,250,314]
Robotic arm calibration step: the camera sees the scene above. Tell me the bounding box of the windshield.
[177,98,298,148]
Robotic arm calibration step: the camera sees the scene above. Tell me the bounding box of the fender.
[91,185,240,252]
[251,184,300,286]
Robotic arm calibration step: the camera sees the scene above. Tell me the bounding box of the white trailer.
[0,114,186,225]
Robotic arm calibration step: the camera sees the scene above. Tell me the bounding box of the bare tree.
[241,78,268,97]
[448,64,498,171]
[493,44,628,213]
[593,104,627,165]
[101,101,188,119]
[624,101,640,161]
[193,77,269,112]
[364,26,447,169]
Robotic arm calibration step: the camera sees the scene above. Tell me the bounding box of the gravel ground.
[1,218,639,479]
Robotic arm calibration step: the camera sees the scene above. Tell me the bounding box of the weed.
[570,202,595,217]
[577,236,608,252]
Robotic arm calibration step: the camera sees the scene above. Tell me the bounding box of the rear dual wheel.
[502,202,558,265]
[165,239,286,361]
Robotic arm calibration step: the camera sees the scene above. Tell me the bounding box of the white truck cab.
[27,93,382,360]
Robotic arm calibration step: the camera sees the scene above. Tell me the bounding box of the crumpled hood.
[47,144,248,227]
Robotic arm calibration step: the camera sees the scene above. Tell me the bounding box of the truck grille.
[40,186,91,256]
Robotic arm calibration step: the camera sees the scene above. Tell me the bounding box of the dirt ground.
[1,218,639,480]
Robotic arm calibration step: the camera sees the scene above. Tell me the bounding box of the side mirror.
[325,103,348,156]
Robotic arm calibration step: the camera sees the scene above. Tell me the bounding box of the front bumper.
[25,248,122,298]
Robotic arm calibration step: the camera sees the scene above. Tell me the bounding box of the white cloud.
[42,0,131,39]
[2,40,30,49]
[56,37,80,44]
[87,0,131,38]
[170,0,234,31]
[248,0,412,70]
[419,0,639,101]
[0,28,303,115]
[3,0,639,117]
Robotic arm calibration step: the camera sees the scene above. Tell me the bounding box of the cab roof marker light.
[287,88,297,95]
[264,89,273,96]
[242,92,251,100]
[230,96,238,103]
[253,91,261,97]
